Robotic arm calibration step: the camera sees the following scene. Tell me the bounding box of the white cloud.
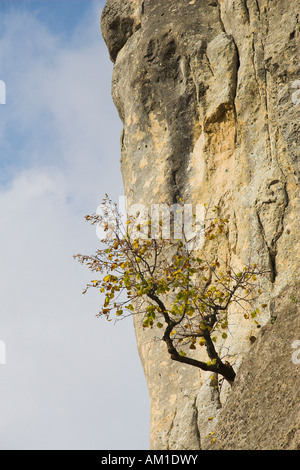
[0,0,123,204]
[0,1,149,450]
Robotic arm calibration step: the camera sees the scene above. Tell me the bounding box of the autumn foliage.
[75,196,268,383]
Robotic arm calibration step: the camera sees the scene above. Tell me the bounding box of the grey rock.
[205,284,300,450]
[101,0,300,449]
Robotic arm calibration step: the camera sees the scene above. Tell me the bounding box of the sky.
[0,0,150,450]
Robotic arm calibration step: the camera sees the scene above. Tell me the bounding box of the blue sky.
[0,0,97,39]
[0,0,150,450]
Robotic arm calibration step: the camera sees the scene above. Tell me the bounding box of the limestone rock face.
[206,283,300,450]
[101,0,300,450]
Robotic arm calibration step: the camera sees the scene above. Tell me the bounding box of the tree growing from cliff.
[74,196,268,383]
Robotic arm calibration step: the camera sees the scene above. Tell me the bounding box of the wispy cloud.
[0,1,123,203]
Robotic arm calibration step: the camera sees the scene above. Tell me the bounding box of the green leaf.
[143,318,151,328]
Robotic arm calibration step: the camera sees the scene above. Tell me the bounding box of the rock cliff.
[101,0,300,450]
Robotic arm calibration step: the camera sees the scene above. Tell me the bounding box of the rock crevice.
[101,0,300,450]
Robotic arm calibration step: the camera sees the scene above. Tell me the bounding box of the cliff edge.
[101,0,300,450]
